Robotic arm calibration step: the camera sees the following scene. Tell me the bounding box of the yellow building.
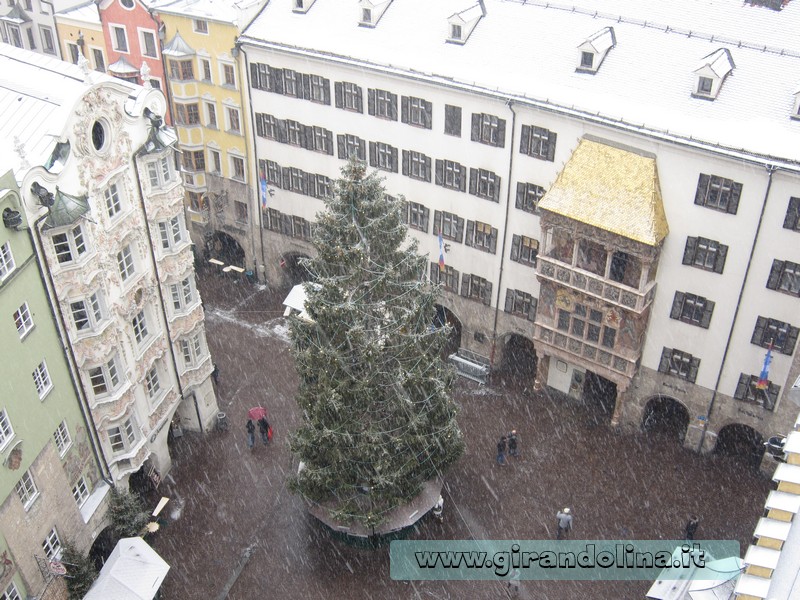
[153,0,264,275]
[54,0,107,72]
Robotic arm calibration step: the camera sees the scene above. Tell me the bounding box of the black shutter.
[489,228,498,254]
[389,93,398,120]
[482,281,492,306]
[367,89,376,115]
[250,63,259,88]
[694,174,710,206]
[334,81,344,108]
[337,135,346,159]
[727,182,742,215]
[423,100,432,129]
[493,175,501,201]
[658,348,671,373]
[278,119,288,144]
[471,113,481,142]
[683,237,697,265]
[714,244,728,274]
[751,316,767,345]
[733,373,749,399]
[520,125,531,155]
[783,197,800,230]
[688,358,700,383]
[301,73,311,100]
[401,96,409,124]
[402,150,409,176]
[700,299,714,329]
[435,159,444,186]
[368,142,377,167]
[496,118,506,148]
[325,130,333,156]
[460,273,469,297]
[444,105,461,136]
[459,165,467,192]
[783,326,799,355]
[301,171,309,195]
[766,384,779,410]
[422,207,430,233]
[433,210,442,235]
[670,292,684,320]
[269,66,284,94]
[302,125,312,150]
[510,234,521,261]
[400,200,409,224]
[356,85,363,113]
[504,289,514,313]
[390,146,398,173]
[465,220,475,247]
[455,217,464,243]
[430,262,438,283]
[281,167,290,190]
[358,138,366,160]
[546,131,557,161]
[424,155,432,182]
[469,169,478,196]
[322,78,331,105]
[766,260,783,290]
[528,298,538,321]
[516,182,526,210]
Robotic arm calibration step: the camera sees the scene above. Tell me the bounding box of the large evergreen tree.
[288,160,464,529]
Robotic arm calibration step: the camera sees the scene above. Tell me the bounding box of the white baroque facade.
[239,0,800,460]
[0,43,218,483]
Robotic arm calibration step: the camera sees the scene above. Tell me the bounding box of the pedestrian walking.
[684,515,699,541]
[246,419,255,450]
[497,436,507,466]
[556,507,573,540]
[432,495,444,524]
[212,364,220,385]
[258,416,270,445]
[508,430,519,458]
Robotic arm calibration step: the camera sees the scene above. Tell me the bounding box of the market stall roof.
[83,537,169,600]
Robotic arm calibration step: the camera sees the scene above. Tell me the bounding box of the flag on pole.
[438,232,445,271]
[756,343,773,390]
[260,173,268,210]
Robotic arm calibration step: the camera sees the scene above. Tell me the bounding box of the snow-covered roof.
[83,537,169,600]
[161,32,195,58]
[55,0,101,25]
[240,0,800,167]
[151,0,263,28]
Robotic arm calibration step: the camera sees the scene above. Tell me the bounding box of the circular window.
[120,0,134,8]
[91,121,106,152]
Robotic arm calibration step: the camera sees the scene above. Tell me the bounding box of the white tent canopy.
[83,537,169,600]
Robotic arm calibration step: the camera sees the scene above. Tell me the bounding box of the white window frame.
[70,291,104,334]
[138,28,158,59]
[0,241,16,280]
[221,62,236,88]
[104,181,123,220]
[51,225,87,265]
[208,148,222,175]
[225,106,241,134]
[54,420,72,456]
[25,26,35,50]
[13,302,34,339]
[88,356,121,398]
[65,41,80,64]
[72,476,89,507]
[200,57,212,82]
[179,333,204,368]
[193,19,208,34]
[158,215,185,251]
[0,409,14,452]
[132,310,149,345]
[231,155,245,182]
[42,527,62,561]
[205,101,217,129]
[147,155,174,188]
[110,24,129,53]
[40,24,55,54]
[309,74,325,102]
[108,417,137,454]
[15,469,39,510]
[32,360,53,399]
[117,245,135,282]
[90,46,105,71]
[144,364,161,400]
[2,581,22,600]
[170,276,195,312]
[7,24,22,48]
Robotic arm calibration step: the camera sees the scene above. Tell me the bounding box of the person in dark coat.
[212,364,220,385]
[508,430,519,458]
[497,436,507,466]
[258,417,270,445]
[684,515,699,541]
[246,419,255,450]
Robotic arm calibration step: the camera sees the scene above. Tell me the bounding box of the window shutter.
[389,93,398,120]
[694,174,710,205]
[269,66,284,94]
[469,168,478,196]
[400,200,409,224]
[459,164,467,192]
[422,207,430,232]
[325,130,333,155]
[766,384,779,410]
[782,326,799,356]
[465,220,475,247]
[281,167,290,190]
[751,316,767,345]
[783,197,800,230]
[278,119,288,144]
[714,244,728,274]
[250,63,259,88]
[302,125,312,150]
[688,357,700,383]
[528,297,538,321]
[444,105,461,136]
[301,172,309,195]
[433,210,442,235]
[460,273,469,297]
[496,118,506,148]
[367,89,376,115]
[402,150,409,176]
[510,234,521,261]
[520,125,531,155]
[546,131,557,161]
[322,78,331,105]
[490,228,498,254]
[401,96,409,124]
[334,82,344,108]
[455,217,465,243]
[430,262,438,283]
[423,100,432,129]
[516,182,526,209]
[504,289,514,313]
[682,237,697,265]
[733,373,749,399]
[368,142,377,167]
[700,299,714,329]
[482,281,493,306]
[658,348,671,374]
[727,182,742,215]
[424,156,432,182]
[766,260,783,290]
[670,292,684,320]
[301,73,311,100]
[470,113,481,142]
[390,146,398,173]
[435,159,444,186]
[493,175,501,201]
[358,138,366,160]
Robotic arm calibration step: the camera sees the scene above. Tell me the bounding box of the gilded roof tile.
[538,137,669,246]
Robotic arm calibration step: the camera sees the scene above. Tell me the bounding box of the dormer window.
[358,0,391,27]
[692,48,735,100]
[293,0,316,13]
[447,2,484,45]
[792,86,800,121]
[362,8,371,23]
[576,27,615,74]
[451,24,462,41]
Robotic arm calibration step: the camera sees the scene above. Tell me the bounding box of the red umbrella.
[248,406,267,421]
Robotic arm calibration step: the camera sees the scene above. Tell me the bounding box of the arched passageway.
[499,334,537,386]
[280,253,312,287]
[714,424,765,469]
[642,396,690,442]
[433,305,461,357]
[206,231,245,267]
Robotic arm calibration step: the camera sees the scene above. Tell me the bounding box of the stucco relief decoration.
[170,309,205,341]
[159,250,193,282]
[554,289,574,311]
[73,324,122,368]
[4,443,22,470]
[605,309,621,327]
[119,283,157,321]
[97,395,136,428]
[134,341,167,381]
[148,390,179,430]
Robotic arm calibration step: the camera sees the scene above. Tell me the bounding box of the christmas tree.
[288,159,464,530]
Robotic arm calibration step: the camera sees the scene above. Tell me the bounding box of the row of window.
[556,303,618,350]
[176,100,242,135]
[2,22,56,55]
[184,148,246,183]
[250,63,331,104]
[259,159,333,199]
[168,56,237,87]
[255,113,334,155]
[429,263,493,305]
[262,208,314,240]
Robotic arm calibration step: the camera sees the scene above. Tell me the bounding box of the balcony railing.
[537,255,656,313]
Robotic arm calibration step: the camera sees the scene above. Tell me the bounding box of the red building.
[97,0,171,123]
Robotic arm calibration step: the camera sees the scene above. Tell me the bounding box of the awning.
[538,135,669,246]
[1,4,31,23]
[108,56,139,75]
[42,187,89,230]
[162,32,195,58]
[83,537,169,600]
